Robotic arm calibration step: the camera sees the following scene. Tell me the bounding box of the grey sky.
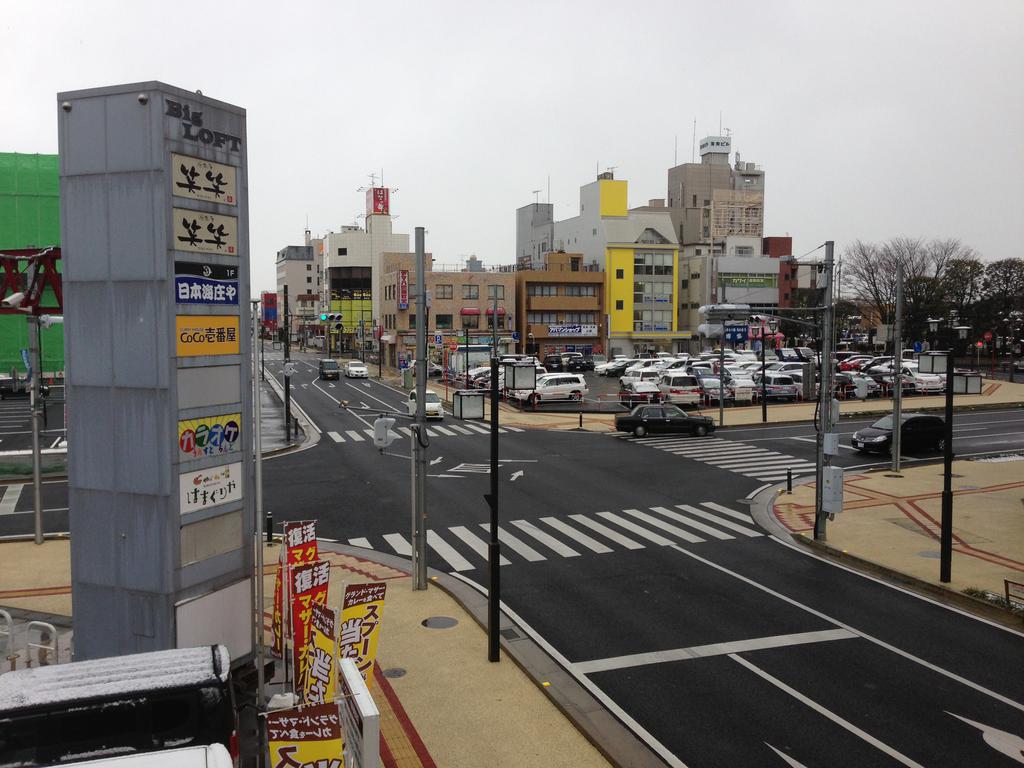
[4,0,1021,292]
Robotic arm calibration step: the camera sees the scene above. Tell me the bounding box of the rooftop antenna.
[606,166,617,177]
[692,118,696,162]
[532,189,542,204]
[368,171,379,186]
[674,134,677,166]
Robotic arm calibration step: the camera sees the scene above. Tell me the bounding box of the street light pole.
[940,350,954,583]
[486,296,501,662]
[891,260,904,473]
[411,228,428,591]
[283,286,292,443]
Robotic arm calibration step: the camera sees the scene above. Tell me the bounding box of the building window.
[615,269,624,279]
[571,258,580,272]
[436,314,453,329]
[527,284,556,296]
[564,285,596,296]
[338,247,347,256]
[306,264,311,271]
[563,312,596,324]
[615,300,624,311]
[735,246,754,256]
[634,252,674,277]
[681,279,689,289]
[487,285,504,299]
[690,272,700,280]
[527,312,557,323]
[436,284,453,299]
[306,276,312,284]
[462,314,480,329]
[462,285,479,299]
[488,314,506,330]
[633,309,673,331]
[409,314,416,329]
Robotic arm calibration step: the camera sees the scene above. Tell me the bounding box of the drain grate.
[382,667,406,679]
[421,616,458,629]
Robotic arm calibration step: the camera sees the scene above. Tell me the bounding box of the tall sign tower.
[58,82,254,661]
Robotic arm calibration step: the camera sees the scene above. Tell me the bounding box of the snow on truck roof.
[0,645,229,712]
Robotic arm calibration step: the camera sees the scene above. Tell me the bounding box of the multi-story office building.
[275,243,321,343]
[517,173,684,356]
[515,251,605,357]
[379,254,516,368]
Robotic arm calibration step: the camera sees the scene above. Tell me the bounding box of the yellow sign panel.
[171,153,237,206]
[173,207,238,256]
[266,701,342,768]
[176,315,240,357]
[339,583,386,688]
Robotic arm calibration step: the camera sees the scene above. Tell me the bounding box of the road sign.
[448,342,459,352]
[984,330,993,341]
[434,334,443,346]
[511,331,520,342]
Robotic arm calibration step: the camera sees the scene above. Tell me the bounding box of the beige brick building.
[379,254,517,369]
[515,252,606,358]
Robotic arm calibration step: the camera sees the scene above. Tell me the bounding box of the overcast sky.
[4,1,1022,291]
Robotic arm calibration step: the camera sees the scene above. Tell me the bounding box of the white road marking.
[383,533,411,556]
[504,426,524,432]
[482,524,547,562]
[540,517,613,553]
[348,537,372,548]
[621,508,704,543]
[730,654,926,768]
[463,423,491,434]
[432,425,456,436]
[701,501,756,523]
[449,526,510,566]
[597,511,673,545]
[568,514,645,550]
[427,530,475,571]
[675,504,762,536]
[0,484,25,516]
[327,431,345,443]
[449,424,473,435]
[510,519,580,557]
[574,628,856,674]
[345,430,365,442]
[648,506,733,540]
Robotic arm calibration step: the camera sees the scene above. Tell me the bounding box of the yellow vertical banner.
[338,582,387,687]
[303,603,337,705]
[266,701,342,768]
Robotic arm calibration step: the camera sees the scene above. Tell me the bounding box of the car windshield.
[322,361,338,370]
[870,415,894,430]
[425,392,440,403]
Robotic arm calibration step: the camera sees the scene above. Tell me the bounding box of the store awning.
[460,308,480,315]
[485,307,506,315]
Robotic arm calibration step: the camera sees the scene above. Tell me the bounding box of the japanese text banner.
[339,582,387,688]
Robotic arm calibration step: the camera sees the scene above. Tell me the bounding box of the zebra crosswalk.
[618,434,817,482]
[326,424,524,444]
[346,501,762,572]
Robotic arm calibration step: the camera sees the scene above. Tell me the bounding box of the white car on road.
[345,361,369,378]
[408,389,444,419]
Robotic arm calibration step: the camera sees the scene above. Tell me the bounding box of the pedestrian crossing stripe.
[346,501,761,572]
[324,423,524,446]
[619,434,818,482]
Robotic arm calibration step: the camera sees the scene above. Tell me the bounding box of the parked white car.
[658,372,702,404]
[344,361,369,378]
[408,389,444,419]
[511,373,588,405]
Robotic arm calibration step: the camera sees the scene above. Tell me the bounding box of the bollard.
[7,654,17,672]
[578,410,583,429]
[787,468,793,494]
[266,513,274,544]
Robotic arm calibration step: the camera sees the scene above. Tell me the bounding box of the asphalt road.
[4,353,1023,766]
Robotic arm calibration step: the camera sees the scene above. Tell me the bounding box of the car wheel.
[695,425,708,437]
[570,391,582,401]
[633,425,647,437]
[529,393,540,407]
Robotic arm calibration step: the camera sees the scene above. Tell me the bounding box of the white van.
[659,373,702,404]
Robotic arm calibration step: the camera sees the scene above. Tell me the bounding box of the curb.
[318,542,669,768]
[749,481,1024,630]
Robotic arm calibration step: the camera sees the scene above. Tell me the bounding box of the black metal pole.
[486,351,500,662]
[761,340,767,422]
[284,288,292,442]
[939,351,954,583]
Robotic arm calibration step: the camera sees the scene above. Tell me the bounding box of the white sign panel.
[179,461,243,514]
[547,323,598,337]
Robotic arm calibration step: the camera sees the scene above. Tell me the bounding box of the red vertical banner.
[291,559,331,695]
[272,521,319,657]
[398,270,409,310]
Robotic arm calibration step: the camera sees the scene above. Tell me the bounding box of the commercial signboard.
[272,520,319,656]
[173,207,238,256]
[174,261,239,305]
[261,291,278,333]
[176,315,240,356]
[171,153,237,205]
[339,582,387,686]
[397,270,409,310]
[302,603,337,705]
[719,273,777,288]
[178,412,241,458]
[291,560,331,691]
[548,323,598,336]
[179,460,242,514]
[366,186,389,215]
[266,701,342,768]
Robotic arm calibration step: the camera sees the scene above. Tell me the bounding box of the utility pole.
[411,227,428,590]
[891,261,904,473]
[486,295,501,662]
[940,351,954,583]
[283,286,292,442]
[813,241,835,541]
[28,315,43,545]
[249,300,266,760]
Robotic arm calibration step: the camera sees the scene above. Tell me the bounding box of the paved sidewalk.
[768,455,1024,623]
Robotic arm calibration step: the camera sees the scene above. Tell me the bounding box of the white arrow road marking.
[427,474,464,478]
[510,470,524,481]
[947,712,1024,763]
[430,457,443,465]
[764,744,809,767]
[360,402,369,409]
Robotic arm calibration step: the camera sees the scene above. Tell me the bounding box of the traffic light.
[322,312,343,330]
[372,416,399,450]
[320,312,328,321]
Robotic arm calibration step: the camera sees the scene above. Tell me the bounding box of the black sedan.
[615,404,715,438]
[851,413,945,454]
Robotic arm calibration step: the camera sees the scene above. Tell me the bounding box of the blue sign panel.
[724,325,749,342]
[174,261,239,305]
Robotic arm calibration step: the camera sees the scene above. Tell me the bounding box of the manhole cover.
[884,473,904,478]
[421,616,458,629]
[382,667,406,679]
